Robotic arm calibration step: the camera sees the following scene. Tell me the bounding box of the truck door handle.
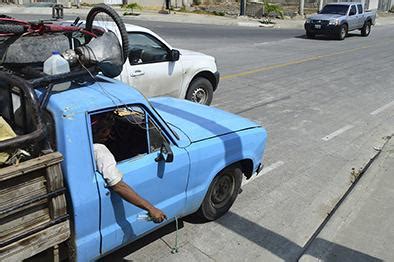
[130,70,145,77]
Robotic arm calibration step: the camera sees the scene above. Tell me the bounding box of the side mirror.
[169,49,180,62]
[349,10,356,16]
[154,141,174,163]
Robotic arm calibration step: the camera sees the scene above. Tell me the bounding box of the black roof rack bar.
[0,66,98,151]
[29,66,98,88]
[0,72,46,151]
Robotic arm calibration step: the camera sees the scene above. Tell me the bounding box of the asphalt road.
[120,24,394,261]
[10,13,304,50]
[8,13,394,261]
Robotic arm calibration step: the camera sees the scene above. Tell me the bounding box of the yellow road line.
[221,45,371,80]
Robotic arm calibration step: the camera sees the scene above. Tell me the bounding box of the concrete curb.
[299,135,394,261]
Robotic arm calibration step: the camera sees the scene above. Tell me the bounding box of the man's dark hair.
[91,114,114,141]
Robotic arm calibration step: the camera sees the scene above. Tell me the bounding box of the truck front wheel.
[186,77,213,105]
[361,21,371,37]
[196,166,242,221]
[337,24,347,40]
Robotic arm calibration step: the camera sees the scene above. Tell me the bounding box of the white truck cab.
[118,24,220,105]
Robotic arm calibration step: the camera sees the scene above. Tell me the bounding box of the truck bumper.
[305,23,341,36]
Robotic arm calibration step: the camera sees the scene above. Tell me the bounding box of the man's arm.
[93,144,167,223]
[111,181,167,223]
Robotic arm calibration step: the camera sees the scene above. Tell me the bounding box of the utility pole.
[299,0,304,16]
[319,0,324,11]
[240,0,246,16]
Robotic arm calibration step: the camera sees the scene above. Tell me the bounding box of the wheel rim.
[366,24,370,34]
[191,87,208,104]
[211,174,235,209]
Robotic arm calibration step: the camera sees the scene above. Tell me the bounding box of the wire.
[78,58,162,134]
[76,23,169,144]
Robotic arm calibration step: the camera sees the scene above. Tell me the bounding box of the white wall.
[368,0,379,9]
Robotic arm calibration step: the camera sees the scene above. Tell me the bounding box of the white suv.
[118,23,220,105]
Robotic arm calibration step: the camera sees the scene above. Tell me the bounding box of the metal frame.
[0,67,97,152]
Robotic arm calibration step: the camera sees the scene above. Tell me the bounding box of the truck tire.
[337,24,347,40]
[196,166,242,221]
[361,21,371,37]
[85,4,129,63]
[306,31,315,39]
[186,77,213,105]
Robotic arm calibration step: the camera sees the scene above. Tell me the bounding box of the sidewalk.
[300,135,394,261]
[1,4,394,29]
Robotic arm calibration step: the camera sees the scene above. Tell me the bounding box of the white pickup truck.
[118,23,220,105]
[62,21,220,105]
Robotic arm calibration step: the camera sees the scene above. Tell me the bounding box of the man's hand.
[148,207,167,223]
[110,181,167,223]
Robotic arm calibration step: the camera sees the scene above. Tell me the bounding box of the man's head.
[91,114,114,144]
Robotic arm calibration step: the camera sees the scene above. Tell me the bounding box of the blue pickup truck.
[305,2,376,40]
[0,73,267,261]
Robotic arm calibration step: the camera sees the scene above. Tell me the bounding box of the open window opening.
[127,33,170,65]
[90,106,167,163]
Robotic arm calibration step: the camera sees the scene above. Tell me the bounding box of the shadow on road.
[217,211,382,261]
[98,219,184,262]
[295,33,362,41]
[101,210,381,261]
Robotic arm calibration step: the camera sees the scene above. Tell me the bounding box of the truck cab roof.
[43,76,147,115]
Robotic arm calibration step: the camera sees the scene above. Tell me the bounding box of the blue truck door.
[89,106,189,255]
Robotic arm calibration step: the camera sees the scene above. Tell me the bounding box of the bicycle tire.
[85,4,129,64]
[0,24,25,34]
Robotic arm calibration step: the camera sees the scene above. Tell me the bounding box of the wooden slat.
[50,195,68,219]
[0,208,50,240]
[0,176,47,210]
[46,164,64,191]
[0,220,70,262]
[0,152,63,181]
[46,164,67,219]
[0,198,47,220]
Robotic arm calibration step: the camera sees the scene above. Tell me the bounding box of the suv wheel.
[338,24,347,40]
[186,77,213,105]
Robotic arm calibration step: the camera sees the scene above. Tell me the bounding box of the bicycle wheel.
[85,4,129,64]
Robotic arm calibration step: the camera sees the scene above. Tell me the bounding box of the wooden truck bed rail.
[0,152,70,261]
